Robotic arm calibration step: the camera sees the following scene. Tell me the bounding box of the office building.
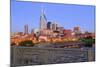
[40,8,47,30]
[73,26,81,35]
[47,22,52,30]
[24,24,28,35]
[51,22,58,31]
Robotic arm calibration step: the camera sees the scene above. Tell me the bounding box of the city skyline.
[11,0,95,33]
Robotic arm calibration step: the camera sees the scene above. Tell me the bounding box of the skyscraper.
[24,24,28,35]
[47,22,52,30]
[51,22,58,31]
[40,8,47,30]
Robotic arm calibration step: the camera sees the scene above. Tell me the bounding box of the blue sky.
[11,0,95,33]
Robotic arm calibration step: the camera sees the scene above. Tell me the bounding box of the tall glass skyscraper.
[47,22,52,30]
[40,8,47,30]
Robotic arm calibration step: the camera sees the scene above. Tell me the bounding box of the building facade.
[24,24,29,35]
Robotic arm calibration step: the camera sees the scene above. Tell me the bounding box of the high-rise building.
[40,8,47,30]
[73,26,81,35]
[51,22,58,31]
[31,28,34,35]
[74,26,80,31]
[47,22,52,30]
[24,24,28,35]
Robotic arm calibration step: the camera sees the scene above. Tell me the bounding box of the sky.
[11,0,95,33]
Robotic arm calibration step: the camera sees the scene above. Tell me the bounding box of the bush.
[19,40,34,46]
[11,42,16,46]
[80,38,95,47]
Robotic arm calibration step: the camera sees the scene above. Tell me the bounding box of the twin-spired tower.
[40,7,47,30]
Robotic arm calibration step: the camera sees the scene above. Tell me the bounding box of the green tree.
[80,36,95,47]
[19,40,34,46]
